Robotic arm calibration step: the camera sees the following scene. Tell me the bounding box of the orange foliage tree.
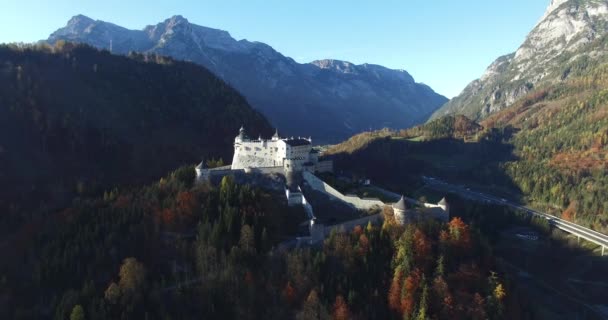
[332,295,351,320]
[388,270,403,313]
[448,217,471,249]
[401,268,421,318]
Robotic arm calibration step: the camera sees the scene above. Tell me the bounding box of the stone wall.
[314,160,334,173]
[302,171,384,210]
[232,139,287,170]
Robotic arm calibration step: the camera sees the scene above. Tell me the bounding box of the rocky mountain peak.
[515,0,608,65]
[311,59,358,73]
[67,14,95,27]
[167,15,189,25]
[431,0,608,121]
[540,0,571,21]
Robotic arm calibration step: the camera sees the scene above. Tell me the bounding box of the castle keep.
[230,127,332,173]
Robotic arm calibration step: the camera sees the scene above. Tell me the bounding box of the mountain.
[47,15,448,143]
[0,43,272,228]
[431,0,608,120]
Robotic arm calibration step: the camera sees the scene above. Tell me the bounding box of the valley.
[1,0,608,319]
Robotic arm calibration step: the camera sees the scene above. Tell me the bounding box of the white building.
[231,127,332,173]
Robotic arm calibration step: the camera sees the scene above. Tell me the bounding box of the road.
[422,176,608,252]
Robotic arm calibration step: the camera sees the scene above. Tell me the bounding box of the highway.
[421,176,608,253]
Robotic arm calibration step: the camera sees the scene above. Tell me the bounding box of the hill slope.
[432,0,608,120]
[47,15,448,143]
[0,43,272,227]
[329,62,608,232]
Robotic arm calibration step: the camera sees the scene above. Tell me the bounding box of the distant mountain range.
[47,15,447,143]
[432,0,608,120]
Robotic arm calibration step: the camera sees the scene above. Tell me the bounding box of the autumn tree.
[118,257,146,297]
[448,217,471,249]
[388,270,403,313]
[104,282,121,304]
[297,289,329,320]
[282,281,297,305]
[332,295,350,320]
[413,228,431,269]
[401,269,422,318]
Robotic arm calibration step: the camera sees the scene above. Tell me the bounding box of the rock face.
[48,15,447,143]
[431,0,608,121]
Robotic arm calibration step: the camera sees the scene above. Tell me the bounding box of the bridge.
[422,177,608,256]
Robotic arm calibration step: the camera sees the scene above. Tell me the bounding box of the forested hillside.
[483,63,608,232]
[0,42,272,231]
[328,68,608,233]
[0,166,518,319]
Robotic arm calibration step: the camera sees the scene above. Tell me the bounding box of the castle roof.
[273,129,279,138]
[285,138,311,147]
[393,196,407,211]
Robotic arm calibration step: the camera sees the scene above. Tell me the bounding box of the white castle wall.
[232,139,287,170]
[302,171,384,210]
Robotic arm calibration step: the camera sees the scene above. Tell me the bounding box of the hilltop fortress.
[196,127,448,246]
[230,126,333,173]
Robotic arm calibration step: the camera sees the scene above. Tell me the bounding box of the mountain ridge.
[0,43,272,228]
[431,0,608,121]
[47,14,447,143]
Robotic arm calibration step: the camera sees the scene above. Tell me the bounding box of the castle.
[230,126,332,173]
[195,127,448,246]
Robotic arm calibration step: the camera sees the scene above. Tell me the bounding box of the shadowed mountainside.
[0,42,273,229]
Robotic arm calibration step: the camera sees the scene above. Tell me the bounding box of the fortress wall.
[303,171,348,202]
[232,154,280,169]
[250,166,285,175]
[315,160,333,173]
[342,195,385,210]
[302,171,385,210]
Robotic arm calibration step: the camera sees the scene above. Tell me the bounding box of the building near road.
[392,195,449,225]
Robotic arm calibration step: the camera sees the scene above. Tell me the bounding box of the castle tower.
[235,126,248,143]
[272,129,280,141]
[392,196,408,225]
[438,197,450,216]
[195,159,205,177]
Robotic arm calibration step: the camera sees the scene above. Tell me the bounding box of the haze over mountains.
[47,15,447,143]
[432,0,608,120]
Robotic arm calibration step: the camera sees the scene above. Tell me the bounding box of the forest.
[327,62,608,233]
[0,165,526,319]
[0,42,273,234]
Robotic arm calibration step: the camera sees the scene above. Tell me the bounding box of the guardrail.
[423,177,608,255]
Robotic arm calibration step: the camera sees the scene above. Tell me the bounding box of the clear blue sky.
[0,0,548,98]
